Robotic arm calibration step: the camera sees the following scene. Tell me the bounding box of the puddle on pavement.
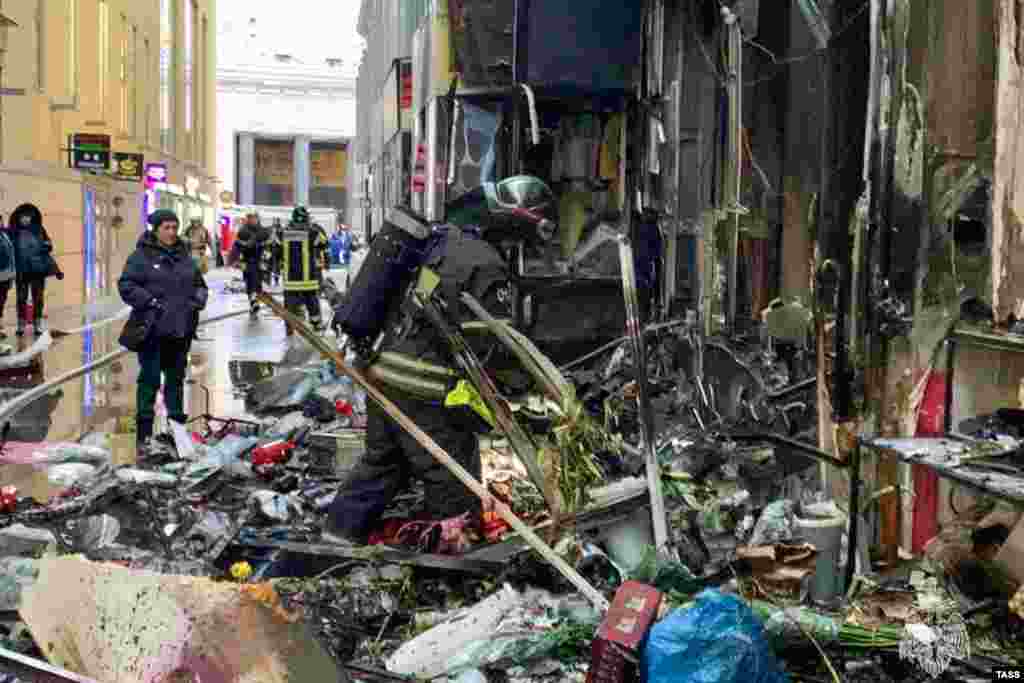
[0,279,318,503]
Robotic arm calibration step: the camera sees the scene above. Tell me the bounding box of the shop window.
[66,0,79,99]
[310,142,349,209]
[159,0,173,152]
[99,0,109,118]
[254,139,295,206]
[35,0,45,92]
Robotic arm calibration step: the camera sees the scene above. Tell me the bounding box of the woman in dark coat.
[118,209,208,451]
[9,204,63,336]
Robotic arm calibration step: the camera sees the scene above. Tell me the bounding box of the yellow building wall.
[0,0,217,313]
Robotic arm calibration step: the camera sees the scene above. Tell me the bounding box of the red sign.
[400,62,413,110]
[586,582,663,683]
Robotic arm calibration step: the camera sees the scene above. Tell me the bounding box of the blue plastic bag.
[643,590,789,683]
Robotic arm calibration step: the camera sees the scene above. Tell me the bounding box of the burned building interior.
[2,0,1024,681]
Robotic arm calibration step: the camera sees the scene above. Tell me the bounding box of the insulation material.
[19,555,343,683]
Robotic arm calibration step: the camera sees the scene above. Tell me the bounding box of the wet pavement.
[0,263,361,503]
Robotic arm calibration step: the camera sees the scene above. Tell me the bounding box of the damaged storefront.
[0,1,1023,682]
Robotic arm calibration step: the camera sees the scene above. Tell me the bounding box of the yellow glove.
[445,380,495,428]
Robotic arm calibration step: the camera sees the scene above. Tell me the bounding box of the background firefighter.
[235,212,270,317]
[281,206,328,334]
[324,217,514,551]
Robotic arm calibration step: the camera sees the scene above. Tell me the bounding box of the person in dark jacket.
[9,204,63,336]
[324,216,514,551]
[0,216,16,338]
[235,212,270,317]
[118,209,208,451]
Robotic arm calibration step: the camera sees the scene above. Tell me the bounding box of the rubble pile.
[0,338,1019,682]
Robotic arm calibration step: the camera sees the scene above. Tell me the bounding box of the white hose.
[520,83,540,146]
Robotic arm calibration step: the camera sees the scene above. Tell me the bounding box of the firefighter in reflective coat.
[281,206,328,334]
[324,217,514,551]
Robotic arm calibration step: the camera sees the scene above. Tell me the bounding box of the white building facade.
[215,3,359,221]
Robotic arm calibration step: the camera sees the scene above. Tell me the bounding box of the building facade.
[0,0,217,311]
[232,132,350,212]
[214,10,356,224]
[349,0,432,241]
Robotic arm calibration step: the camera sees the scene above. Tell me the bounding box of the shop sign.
[144,163,168,186]
[69,133,111,170]
[112,153,144,181]
[400,61,413,110]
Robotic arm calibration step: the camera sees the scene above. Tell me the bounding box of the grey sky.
[217,0,364,75]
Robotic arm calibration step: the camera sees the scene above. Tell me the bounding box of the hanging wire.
[685,0,870,87]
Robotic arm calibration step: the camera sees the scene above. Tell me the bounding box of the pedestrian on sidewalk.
[184,218,211,274]
[269,218,284,287]
[338,223,354,268]
[328,229,343,267]
[0,215,17,338]
[118,209,208,453]
[235,212,269,318]
[9,204,63,337]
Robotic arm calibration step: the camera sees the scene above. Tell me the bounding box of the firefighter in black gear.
[324,214,514,550]
[235,212,270,318]
[282,206,328,334]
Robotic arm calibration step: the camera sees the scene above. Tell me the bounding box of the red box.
[585,581,663,683]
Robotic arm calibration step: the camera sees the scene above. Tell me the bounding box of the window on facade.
[159,0,173,152]
[35,1,45,92]
[200,15,208,167]
[254,140,296,206]
[99,1,109,117]
[66,0,78,99]
[119,14,128,132]
[130,26,138,136]
[184,0,193,139]
[143,37,151,144]
[310,143,349,209]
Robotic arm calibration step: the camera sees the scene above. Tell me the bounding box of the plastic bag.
[196,435,260,474]
[249,491,302,523]
[0,332,51,369]
[446,590,600,674]
[643,590,789,683]
[47,463,98,488]
[0,525,56,555]
[749,500,796,547]
[65,515,121,551]
[2,442,110,467]
[115,468,178,487]
[0,557,39,610]
[170,421,198,460]
[388,585,523,679]
[748,601,840,649]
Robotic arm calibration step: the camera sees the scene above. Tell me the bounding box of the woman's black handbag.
[44,253,64,279]
[118,307,159,351]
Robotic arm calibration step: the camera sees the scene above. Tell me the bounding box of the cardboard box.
[586,581,663,683]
